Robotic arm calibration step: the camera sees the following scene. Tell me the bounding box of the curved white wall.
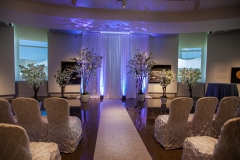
[48,31,81,95]
[0,25,15,96]
[206,31,240,93]
[148,35,178,95]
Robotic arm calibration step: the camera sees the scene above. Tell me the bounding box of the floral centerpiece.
[159,69,175,98]
[54,68,73,98]
[127,50,155,96]
[179,67,201,98]
[19,63,46,100]
[71,48,103,97]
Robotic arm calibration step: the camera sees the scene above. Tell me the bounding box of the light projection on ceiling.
[57,17,170,34]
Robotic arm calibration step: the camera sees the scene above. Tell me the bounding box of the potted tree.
[54,68,73,98]
[159,69,175,104]
[127,50,155,101]
[179,67,201,98]
[19,63,46,100]
[71,48,102,102]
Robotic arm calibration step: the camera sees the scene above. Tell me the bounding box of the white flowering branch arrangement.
[19,63,46,100]
[127,50,155,94]
[179,67,201,98]
[159,69,175,98]
[54,69,73,88]
[71,48,103,95]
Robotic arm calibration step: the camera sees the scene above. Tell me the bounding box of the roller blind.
[178,32,207,82]
[14,24,48,81]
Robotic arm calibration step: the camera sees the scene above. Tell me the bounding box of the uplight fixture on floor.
[100,95,104,102]
[122,0,127,8]
[118,0,127,8]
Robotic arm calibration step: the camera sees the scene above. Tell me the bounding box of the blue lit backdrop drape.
[82,33,149,99]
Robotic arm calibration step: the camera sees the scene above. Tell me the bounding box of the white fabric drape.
[82,33,149,99]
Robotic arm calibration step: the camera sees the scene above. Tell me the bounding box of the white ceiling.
[0,0,240,35]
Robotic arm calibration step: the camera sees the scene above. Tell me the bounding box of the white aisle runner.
[94,99,152,160]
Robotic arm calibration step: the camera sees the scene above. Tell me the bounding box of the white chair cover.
[212,117,240,160]
[235,97,240,117]
[154,97,193,150]
[211,96,239,138]
[187,97,218,137]
[182,117,240,160]
[0,123,61,160]
[12,97,48,142]
[44,97,82,153]
[182,136,217,160]
[30,142,61,160]
[0,98,17,124]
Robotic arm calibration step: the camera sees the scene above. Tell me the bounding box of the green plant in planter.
[19,63,46,100]
[71,48,103,95]
[179,67,201,98]
[127,49,155,94]
[159,69,175,98]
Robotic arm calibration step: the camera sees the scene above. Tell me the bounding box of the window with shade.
[178,47,202,81]
[14,24,48,81]
[177,32,207,83]
[18,39,48,80]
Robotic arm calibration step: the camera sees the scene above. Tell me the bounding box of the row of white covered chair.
[0,97,82,154]
[154,96,240,150]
